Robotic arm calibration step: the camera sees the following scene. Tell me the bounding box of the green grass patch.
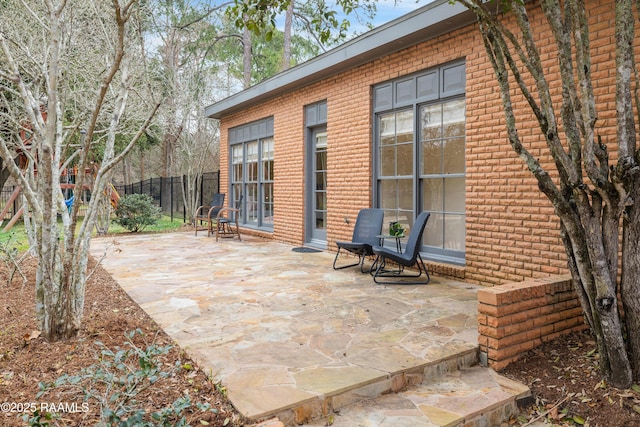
[0,215,186,253]
[0,224,30,253]
[107,215,185,234]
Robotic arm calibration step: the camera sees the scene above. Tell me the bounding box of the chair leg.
[215,221,227,241]
[215,220,240,241]
[195,218,201,236]
[359,255,376,274]
[333,248,362,270]
[372,253,430,285]
[369,255,381,275]
[233,220,241,241]
[195,219,207,236]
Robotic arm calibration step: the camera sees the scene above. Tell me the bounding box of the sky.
[337,0,435,40]
[371,0,434,26]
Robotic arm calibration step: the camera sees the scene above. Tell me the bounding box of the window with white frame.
[373,62,466,264]
[228,118,274,230]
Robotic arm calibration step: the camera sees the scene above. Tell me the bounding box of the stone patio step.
[302,364,531,427]
[244,347,530,426]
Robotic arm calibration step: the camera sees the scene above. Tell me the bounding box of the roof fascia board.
[205,0,476,119]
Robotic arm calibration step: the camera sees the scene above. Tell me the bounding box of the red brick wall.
[465,0,627,286]
[218,0,625,286]
[477,276,588,370]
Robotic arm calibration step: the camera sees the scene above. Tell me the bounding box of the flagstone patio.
[90,232,531,426]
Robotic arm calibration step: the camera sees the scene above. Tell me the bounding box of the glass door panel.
[311,129,327,242]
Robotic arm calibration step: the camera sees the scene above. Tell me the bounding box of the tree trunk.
[161,131,176,178]
[122,156,130,186]
[1,0,157,342]
[182,173,200,225]
[0,155,20,190]
[621,174,640,380]
[243,25,252,88]
[458,0,639,386]
[282,2,294,71]
[140,151,145,182]
[94,190,112,235]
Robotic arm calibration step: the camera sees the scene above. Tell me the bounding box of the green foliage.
[22,410,59,426]
[114,194,162,232]
[226,0,377,48]
[108,214,184,234]
[389,222,404,237]
[27,329,216,427]
[90,128,162,165]
[211,17,320,85]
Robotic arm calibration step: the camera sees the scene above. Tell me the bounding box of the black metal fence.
[0,171,220,223]
[113,171,220,222]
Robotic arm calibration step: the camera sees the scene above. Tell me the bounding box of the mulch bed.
[0,256,246,426]
[501,329,640,426]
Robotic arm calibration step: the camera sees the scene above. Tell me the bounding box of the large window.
[378,110,414,228]
[373,62,466,264]
[420,99,466,254]
[231,144,244,207]
[261,138,274,225]
[228,118,274,230]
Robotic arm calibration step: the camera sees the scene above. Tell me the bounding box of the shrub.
[28,329,217,426]
[114,194,162,232]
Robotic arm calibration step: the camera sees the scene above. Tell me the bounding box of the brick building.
[205,0,621,286]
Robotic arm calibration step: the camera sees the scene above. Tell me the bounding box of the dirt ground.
[0,256,246,427]
[501,330,640,426]
[1,253,639,426]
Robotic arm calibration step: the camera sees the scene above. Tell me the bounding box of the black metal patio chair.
[332,208,384,273]
[194,193,225,237]
[372,211,431,285]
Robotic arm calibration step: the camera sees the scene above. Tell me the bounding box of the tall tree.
[145,0,221,178]
[214,18,320,86]
[143,0,228,218]
[226,0,377,74]
[0,0,159,340]
[457,0,640,387]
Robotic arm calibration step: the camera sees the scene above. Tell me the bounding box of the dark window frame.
[373,61,466,265]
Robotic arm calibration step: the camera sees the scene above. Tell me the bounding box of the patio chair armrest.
[194,205,209,220]
[216,207,240,219]
[207,205,224,219]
